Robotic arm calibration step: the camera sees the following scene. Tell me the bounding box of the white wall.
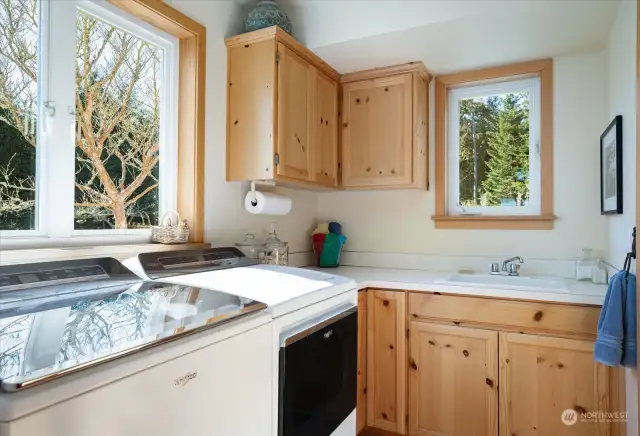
[604,1,638,435]
[318,52,609,261]
[169,1,318,255]
[606,0,638,271]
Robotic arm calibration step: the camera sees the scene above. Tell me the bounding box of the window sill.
[431,215,556,230]
[0,243,211,266]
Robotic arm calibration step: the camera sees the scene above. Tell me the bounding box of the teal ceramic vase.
[245,0,292,35]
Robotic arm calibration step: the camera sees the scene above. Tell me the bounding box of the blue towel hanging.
[594,271,636,367]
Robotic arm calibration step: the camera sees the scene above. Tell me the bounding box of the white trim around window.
[446,77,541,216]
[0,0,179,249]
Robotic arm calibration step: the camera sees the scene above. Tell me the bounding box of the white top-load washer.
[124,247,359,436]
[0,256,272,436]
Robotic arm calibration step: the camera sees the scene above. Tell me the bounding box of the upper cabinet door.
[276,42,312,181]
[499,333,611,436]
[342,73,413,187]
[311,68,338,187]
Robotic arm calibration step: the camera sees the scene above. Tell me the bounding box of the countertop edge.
[305,266,607,306]
[352,279,604,306]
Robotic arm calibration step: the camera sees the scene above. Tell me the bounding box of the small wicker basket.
[151,210,189,244]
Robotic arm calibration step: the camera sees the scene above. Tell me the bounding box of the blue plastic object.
[328,222,342,235]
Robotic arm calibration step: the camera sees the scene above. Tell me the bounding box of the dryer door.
[278,306,357,436]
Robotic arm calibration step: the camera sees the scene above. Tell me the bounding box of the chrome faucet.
[490,256,524,276]
[502,256,524,276]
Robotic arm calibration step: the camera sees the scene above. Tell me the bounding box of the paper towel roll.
[244,191,292,215]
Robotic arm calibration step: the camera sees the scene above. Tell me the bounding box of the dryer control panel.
[138,247,256,279]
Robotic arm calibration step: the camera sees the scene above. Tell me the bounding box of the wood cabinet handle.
[485,378,494,388]
[533,311,544,321]
[410,359,418,370]
[382,300,389,306]
[381,412,388,420]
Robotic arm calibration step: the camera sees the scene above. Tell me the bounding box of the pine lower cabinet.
[357,290,368,434]
[499,333,614,436]
[408,323,498,436]
[360,290,625,436]
[367,290,407,434]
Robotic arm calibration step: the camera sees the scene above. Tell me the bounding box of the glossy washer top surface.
[0,258,266,392]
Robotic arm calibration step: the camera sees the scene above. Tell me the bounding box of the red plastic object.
[312,233,326,264]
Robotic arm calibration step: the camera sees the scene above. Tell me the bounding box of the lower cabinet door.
[499,332,611,436]
[408,322,498,436]
[357,290,367,434]
[367,290,407,434]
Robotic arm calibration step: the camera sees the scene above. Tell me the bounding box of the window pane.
[0,0,38,230]
[75,10,161,229]
[458,93,530,207]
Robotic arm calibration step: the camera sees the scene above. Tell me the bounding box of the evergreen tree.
[458,97,499,205]
[481,93,530,206]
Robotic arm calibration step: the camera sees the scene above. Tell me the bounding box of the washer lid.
[0,259,265,393]
[156,264,352,307]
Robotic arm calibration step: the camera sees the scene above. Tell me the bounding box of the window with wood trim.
[0,0,205,247]
[433,60,554,230]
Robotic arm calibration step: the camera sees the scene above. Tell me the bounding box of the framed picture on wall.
[600,115,623,215]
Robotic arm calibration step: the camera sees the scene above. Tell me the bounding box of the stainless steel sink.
[434,274,568,293]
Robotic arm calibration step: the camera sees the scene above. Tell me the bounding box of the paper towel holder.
[250,180,276,206]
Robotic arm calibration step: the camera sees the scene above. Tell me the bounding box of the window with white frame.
[447,77,541,216]
[0,0,177,240]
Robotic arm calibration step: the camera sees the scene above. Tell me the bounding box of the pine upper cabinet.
[311,68,338,187]
[409,323,498,436]
[341,63,430,189]
[499,333,612,436]
[225,27,339,187]
[357,290,368,434]
[367,290,407,434]
[276,43,312,180]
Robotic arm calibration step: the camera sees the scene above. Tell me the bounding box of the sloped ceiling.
[238,0,621,74]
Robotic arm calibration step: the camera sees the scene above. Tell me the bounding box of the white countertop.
[306,266,608,306]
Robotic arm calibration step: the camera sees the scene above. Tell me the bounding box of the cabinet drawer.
[408,292,600,339]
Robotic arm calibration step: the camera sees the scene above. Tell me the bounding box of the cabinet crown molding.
[340,61,432,84]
